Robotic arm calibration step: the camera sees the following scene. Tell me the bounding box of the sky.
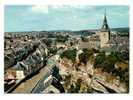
[5,5,129,32]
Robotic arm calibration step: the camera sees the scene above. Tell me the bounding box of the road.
[7,46,65,93]
[12,55,56,93]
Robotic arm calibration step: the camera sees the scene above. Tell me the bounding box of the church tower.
[100,9,110,48]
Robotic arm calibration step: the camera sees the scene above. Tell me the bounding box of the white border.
[0,0,132,5]
[0,0,133,100]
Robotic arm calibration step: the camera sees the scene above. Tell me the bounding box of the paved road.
[12,66,48,93]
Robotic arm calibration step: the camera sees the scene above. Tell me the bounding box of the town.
[4,10,129,93]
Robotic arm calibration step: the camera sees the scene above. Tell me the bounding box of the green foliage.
[114,66,129,90]
[121,51,129,60]
[94,51,129,73]
[68,79,81,93]
[48,47,57,54]
[60,49,76,63]
[81,36,88,42]
[79,48,94,64]
[70,41,74,46]
[94,52,106,68]
[42,39,52,47]
[56,35,68,43]
[109,52,122,62]
[79,53,88,64]
[47,34,55,38]
[68,84,80,93]
[94,51,129,90]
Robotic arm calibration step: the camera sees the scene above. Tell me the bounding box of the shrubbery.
[56,35,68,43]
[60,49,76,63]
[94,51,129,88]
[79,48,95,64]
[94,51,129,72]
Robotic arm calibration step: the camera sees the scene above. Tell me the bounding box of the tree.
[94,52,106,68]
[56,35,68,43]
[81,36,88,42]
[68,79,81,93]
[42,39,52,47]
[48,47,57,54]
[79,53,88,64]
[79,48,94,65]
[60,49,76,63]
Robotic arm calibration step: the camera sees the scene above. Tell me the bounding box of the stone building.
[97,10,110,48]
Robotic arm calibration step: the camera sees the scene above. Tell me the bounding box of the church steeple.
[99,9,111,48]
[101,9,110,32]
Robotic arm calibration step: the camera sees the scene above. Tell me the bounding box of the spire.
[105,8,106,15]
[101,9,110,32]
[104,9,107,23]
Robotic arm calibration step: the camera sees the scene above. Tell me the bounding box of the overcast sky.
[5,5,129,32]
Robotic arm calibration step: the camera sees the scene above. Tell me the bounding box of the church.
[83,10,111,49]
[79,10,122,50]
[98,10,111,48]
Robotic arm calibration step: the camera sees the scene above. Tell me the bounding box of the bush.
[42,39,52,47]
[94,52,105,68]
[79,48,94,64]
[68,79,81,93]
[48,47,57,54]
[56,35,68,43]
[94,51,129,73]
[60,49,76,63]
[81,36,88,42]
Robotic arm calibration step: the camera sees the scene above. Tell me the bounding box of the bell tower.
[100,9,110,48]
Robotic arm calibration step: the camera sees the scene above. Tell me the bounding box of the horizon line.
[4,26,129,33]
